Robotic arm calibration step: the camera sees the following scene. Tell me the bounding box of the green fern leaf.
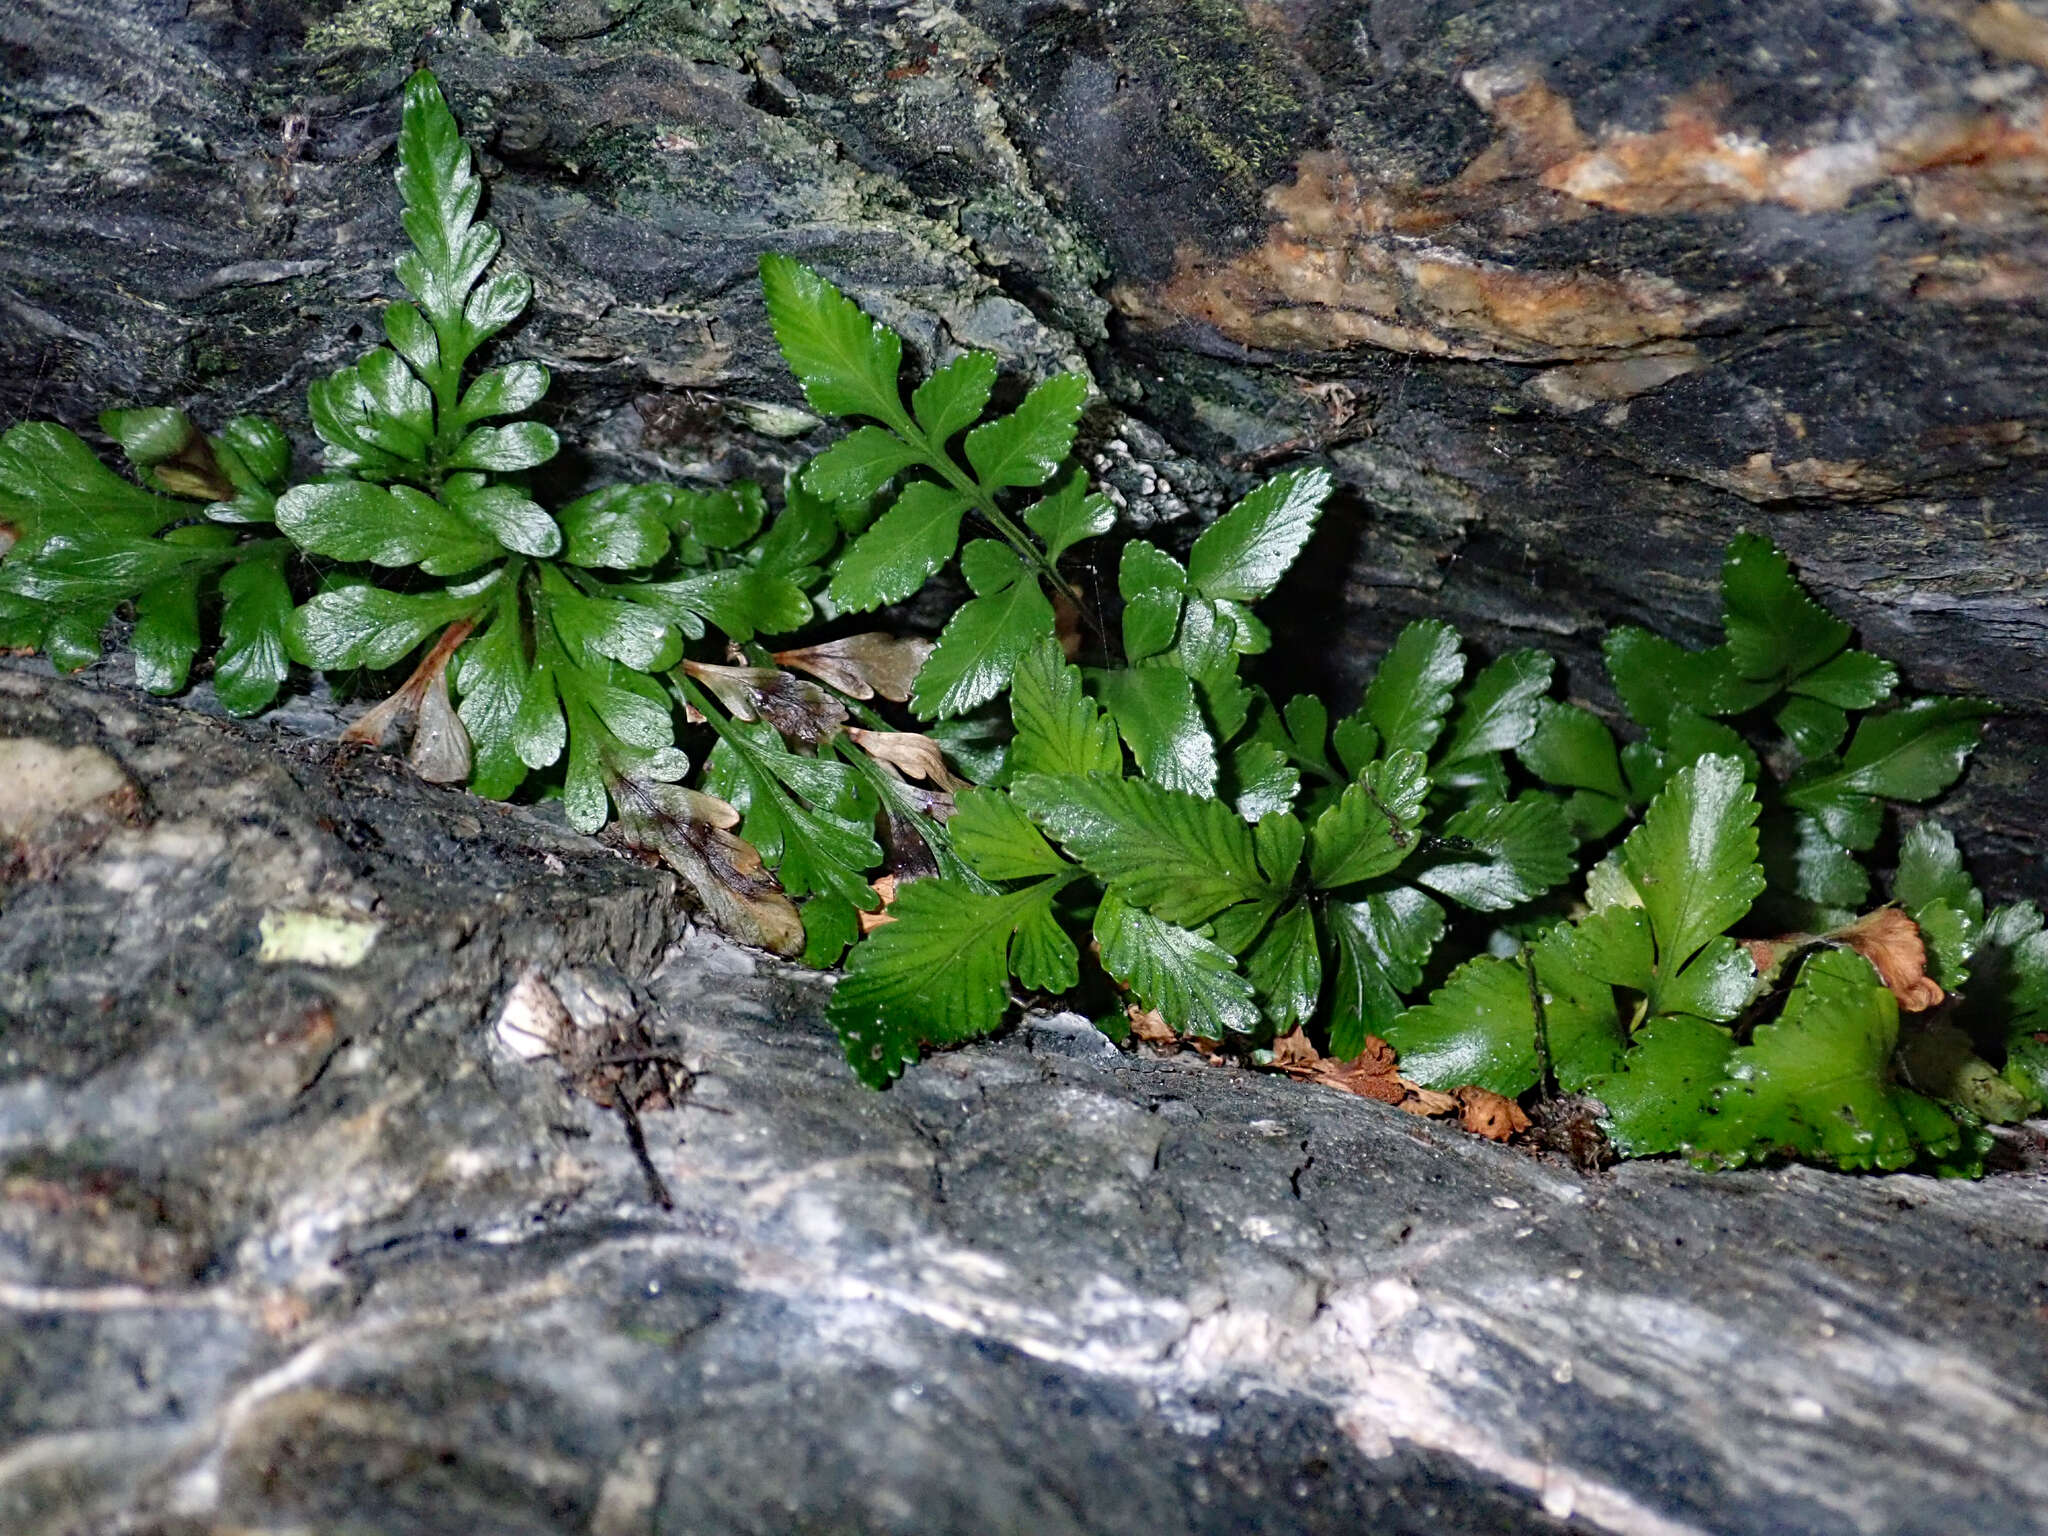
[211,546,294,716]
[828,875,1073,1087]
[1093,888,1260,1039]
[1012,771,1273,928]
[1093,665,1218,796]
[1244,901,1322,1030]
[1617,754,1766,973]
[803,426,925,503]
[1380,955,1539,1096]
[1008,639,1122,779]
[910,540,1053,718]
[1186,465,1331,603]
[1439,649,1554,768]
[1306,751,1428,889]
[274,481,499,575]
[1786,699,1997,840]
[1022,471,1114,563]
[1118,540,1187,663]
[287,573,500,670]
[1359,619,1464,760]
[1323,889,1445,1059]
[1696,948,1960,1170]
[911,352,999,443]
[828,482,969,612]
[1414,796,1576,912]
[962,374,1088,491]
[1580,1015,1732,1156]
[758,254,907,425]
[703,718,882,908]
[952,787,1069,880]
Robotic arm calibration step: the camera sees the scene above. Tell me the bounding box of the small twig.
[585,1048,691,1072]
[614,1098,674,1210]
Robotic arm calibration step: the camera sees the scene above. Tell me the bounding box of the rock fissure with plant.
[0,70,2036,1176]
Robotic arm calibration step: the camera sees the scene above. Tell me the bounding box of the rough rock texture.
[4,0,2048,894]
[6,674,2048,1536]
[9,8,2048,1528]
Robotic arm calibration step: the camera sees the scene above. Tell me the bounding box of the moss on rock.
[1124,0,1307,214]
[303,0,448,55]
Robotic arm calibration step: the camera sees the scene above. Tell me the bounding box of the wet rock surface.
[4,0,2048,898]
[5,669,2048,1536]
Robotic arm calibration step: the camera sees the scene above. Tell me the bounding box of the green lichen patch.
[1124,0,1309,216]
[303,0,450,55]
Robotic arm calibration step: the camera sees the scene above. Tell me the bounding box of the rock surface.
[5,669,2048,1536]
[9,5,2048,1528]
[3,0,2047,896]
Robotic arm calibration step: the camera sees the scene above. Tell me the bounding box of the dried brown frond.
[773,632,934,702]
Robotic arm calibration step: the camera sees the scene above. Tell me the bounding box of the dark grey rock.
[4,670,2048,1536]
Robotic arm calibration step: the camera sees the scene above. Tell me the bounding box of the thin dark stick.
[615,1098,674,1210]
[587,1049,691,1071]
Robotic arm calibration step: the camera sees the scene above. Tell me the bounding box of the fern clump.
[760,259,2030,1174]
[0,408,294,714]
[0,67,2037,1176]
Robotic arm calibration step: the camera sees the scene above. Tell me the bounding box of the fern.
[0,67,2026,1176]
[788,256,2013,1172]
[0,412,294,712]
[760,254,1112,718]
[0,72,949,961]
